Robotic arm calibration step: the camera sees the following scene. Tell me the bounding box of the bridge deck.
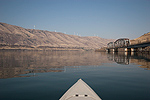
[128,42,150,48]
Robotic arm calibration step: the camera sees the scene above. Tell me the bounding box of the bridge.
[106,38,150,52]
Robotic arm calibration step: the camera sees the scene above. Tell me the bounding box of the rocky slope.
[0,22,113,50]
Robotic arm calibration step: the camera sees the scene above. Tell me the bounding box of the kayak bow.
[59,79,102,100]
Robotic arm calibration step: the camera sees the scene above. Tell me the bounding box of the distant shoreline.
[0,44,93,51]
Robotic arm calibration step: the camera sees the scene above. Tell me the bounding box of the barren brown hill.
[0,22,113,50]
[130,32,150,45]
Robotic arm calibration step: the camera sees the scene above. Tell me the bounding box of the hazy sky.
[0,0,150,39]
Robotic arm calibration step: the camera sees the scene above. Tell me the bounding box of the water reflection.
[0,50,109,79]
[107,52,130,65]
[107,52,150,70]
[0,50,150,79]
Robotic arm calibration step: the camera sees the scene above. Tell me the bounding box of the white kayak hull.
[59,79,102,100]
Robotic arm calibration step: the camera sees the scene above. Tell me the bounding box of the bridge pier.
[118,48,130,52]
[106,49,110,52]
[125,48,131,52]
[107,47,147,53]
[114,48,118,52]
[138,47,145,52]
[131,48,138,52]
[106,48,118,52]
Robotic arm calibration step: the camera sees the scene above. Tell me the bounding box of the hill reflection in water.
[0,50,109,79]
[0,50,150,79]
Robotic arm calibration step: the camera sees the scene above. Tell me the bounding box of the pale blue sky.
[0,0,150,39]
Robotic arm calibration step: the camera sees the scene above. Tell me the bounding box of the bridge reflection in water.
[107,52,130,65]
[107,52,150,70]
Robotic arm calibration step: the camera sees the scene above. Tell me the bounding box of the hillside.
[130,32,150,45]
[0,22,113,50]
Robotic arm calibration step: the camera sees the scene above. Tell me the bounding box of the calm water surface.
[0,51,150,100]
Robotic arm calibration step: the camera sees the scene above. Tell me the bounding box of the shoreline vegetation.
[0,44,93,51]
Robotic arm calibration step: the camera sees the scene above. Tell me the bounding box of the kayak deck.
[59,79,102,100]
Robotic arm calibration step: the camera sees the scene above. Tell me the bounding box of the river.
[0,50,150,100]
